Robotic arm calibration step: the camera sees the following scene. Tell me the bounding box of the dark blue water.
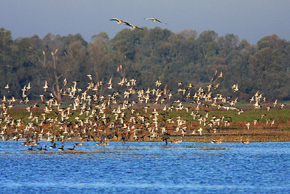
[1,141,290,193]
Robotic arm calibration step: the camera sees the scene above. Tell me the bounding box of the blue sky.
[1,0,289,43]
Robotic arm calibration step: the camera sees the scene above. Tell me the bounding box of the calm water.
[1,141,290,194]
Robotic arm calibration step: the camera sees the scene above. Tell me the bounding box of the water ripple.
[1,142,290,193]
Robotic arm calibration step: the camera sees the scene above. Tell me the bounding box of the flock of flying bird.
[0,68,285,152]
[0,18,285,151]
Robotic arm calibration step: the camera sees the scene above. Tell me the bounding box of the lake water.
[1,141,290,193]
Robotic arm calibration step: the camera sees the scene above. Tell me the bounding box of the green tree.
[0,28,15,96]
[249,47,289,100]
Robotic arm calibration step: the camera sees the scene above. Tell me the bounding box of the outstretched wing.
[156,19,166,24]
[124,21,133,27]
[144,18,155,21]
[110,18,119,21]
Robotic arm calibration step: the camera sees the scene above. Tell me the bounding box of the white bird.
[246,122,250,130]
[155,79,162,87]
[43,80,49,91]
[198,127,203,135]
[232,84,239,92]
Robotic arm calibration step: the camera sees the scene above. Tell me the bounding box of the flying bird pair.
[110,17,166,30]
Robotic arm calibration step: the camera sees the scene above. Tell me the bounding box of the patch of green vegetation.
[209,109,290,123]
[279,126,290,131]
[267,109,290,123]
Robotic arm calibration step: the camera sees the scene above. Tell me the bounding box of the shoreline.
[2,132,290,143]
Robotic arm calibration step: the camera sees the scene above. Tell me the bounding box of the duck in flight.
[124,21,143,30]
[144,18,167,24]
[110,18,126,24]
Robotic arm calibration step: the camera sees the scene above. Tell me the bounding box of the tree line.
[0,27,289,102]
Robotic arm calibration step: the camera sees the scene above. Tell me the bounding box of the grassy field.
[3,106,290,143]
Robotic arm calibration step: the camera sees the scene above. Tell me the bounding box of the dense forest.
[0,27,289,102]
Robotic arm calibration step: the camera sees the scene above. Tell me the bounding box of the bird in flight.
[144,18,167,24]
[110,18,126,24]
[124,21,143,30]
